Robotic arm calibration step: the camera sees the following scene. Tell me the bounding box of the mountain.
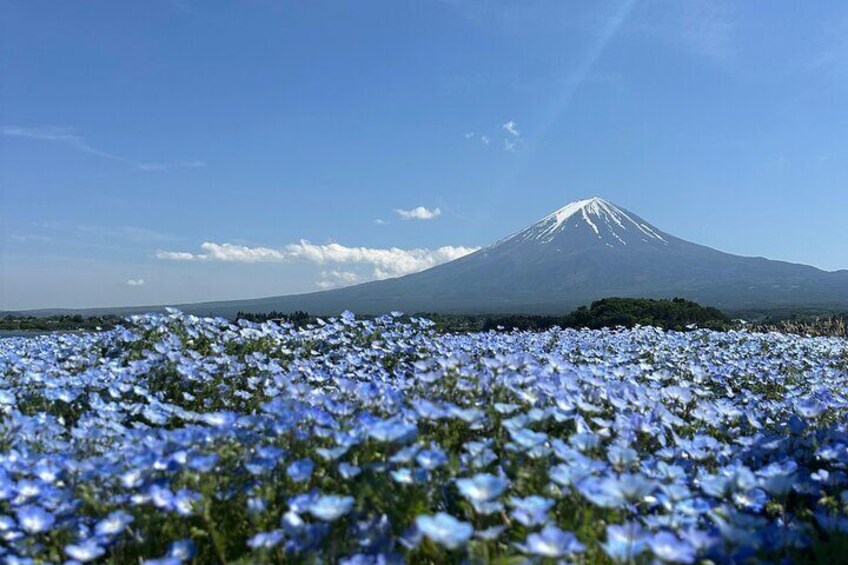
[155,197,847,317]
[17,197,848,317]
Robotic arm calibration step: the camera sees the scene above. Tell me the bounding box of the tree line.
[8,298,848,337]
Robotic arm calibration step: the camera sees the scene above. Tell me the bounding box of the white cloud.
[2,125,206,171]
[374,218,386,225]
[317,270,361,289]
[463,127,498,147]
[464,123,514,149]
[502,120,520,137]
[326,270,360,283]
[126,278,145,286]
[284,241,473,278]
[157,240,480,280]
[155,251,199,261]
[394,206,442,220]
[2,126,81,142]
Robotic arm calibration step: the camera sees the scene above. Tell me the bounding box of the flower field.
[1,310,848,564]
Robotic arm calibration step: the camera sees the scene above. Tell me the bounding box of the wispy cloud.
[156,240,479,280]
[125,278,145,287]
[464,121,520,151]
[156,251,197,261]
[502,120,520,137]
[395,206,442,220]
[1,126,206,171]
[316,270,361,289]
[462,131,492,146]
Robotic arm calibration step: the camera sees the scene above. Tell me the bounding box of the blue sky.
[2,1,847,310]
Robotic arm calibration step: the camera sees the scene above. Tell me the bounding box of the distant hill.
[11,197,848,317]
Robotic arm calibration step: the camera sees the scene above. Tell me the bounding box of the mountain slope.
[17,197,848,317]
[168,197,848,317]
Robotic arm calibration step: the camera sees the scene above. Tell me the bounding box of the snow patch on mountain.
[505,196,669,247]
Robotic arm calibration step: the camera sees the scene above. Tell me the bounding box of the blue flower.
[389,444,420,464]
[308,495,355,521]
[648,531,696,563]
[508,428,548,450]
[416,447,448,470]
[607,444,639,468]
[520,525,585,558]
[65,539,106,562]
[248,529,285,549]
[602,522,648,563]
[287,459,315,483]
[795,397,825,419]
[167,539,197,561]
[200,411,238,427]
[16,504,55,534]
[247,497,267,515]
[338,462,361,479]
[475,525,506,541]
[456,473,508,503]
[509,495,555,527]
[173,489,200,516]
[758,461,798,497]
[366,419,418,444]
[577,474,656,508]
[95,510,134,536]
[415,513,473,550]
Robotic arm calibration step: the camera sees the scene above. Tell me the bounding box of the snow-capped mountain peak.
[140,195,848,316]
[507,196,669,247]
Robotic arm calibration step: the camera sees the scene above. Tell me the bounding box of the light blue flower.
[648,531,696,563]
[602,522,648,563]
[167,539,197,561]
[287,459,315,483]
[308,495,355,521]
[248,529,285,549]
[416,447,448,470]
[456,473,508,503]
[520,525,585,558]
[95,510,134,536]
[415,513,473,550]
[758,461,798,496]
[16,504,55,534]
[510,495,555,527]
[338,462,361,479]
[65,539,106,562]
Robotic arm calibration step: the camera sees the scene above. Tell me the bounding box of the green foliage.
[423,297,732,333]
[235,310,312,327]
[0,314,120,332]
